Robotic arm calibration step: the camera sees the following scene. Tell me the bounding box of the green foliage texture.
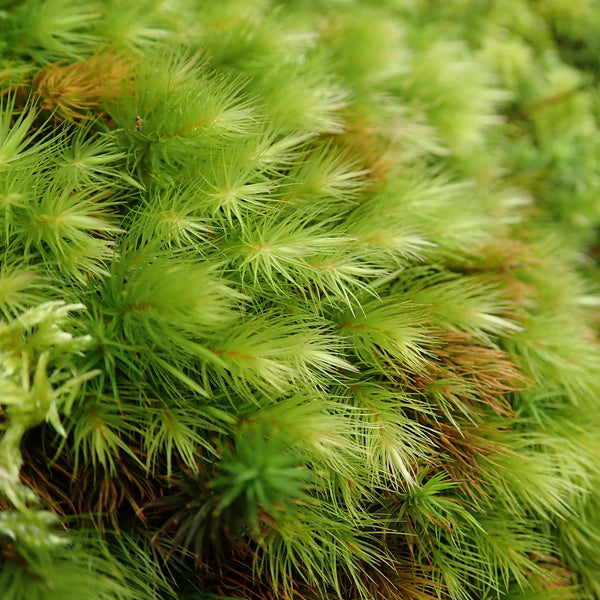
[1,0,600,599]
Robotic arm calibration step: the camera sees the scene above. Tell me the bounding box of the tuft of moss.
[1,1,600,599]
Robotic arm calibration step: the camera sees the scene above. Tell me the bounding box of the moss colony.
[2,1,600,599]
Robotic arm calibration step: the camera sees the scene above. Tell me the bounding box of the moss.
[1,1,600,599]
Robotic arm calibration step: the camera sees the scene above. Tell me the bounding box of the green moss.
[1,1,600,599]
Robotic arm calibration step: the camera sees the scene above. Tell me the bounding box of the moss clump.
[1,1,600,599]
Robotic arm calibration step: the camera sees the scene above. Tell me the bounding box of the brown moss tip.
[32,48,136,122]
